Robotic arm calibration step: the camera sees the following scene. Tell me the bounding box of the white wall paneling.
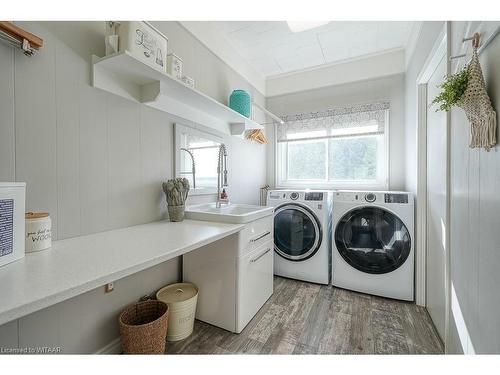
[78,86,108,235]
[446,21,500,354]
[406,21,500,354]
[14,22,59,240]
[56,38,87,239]
[0,320,18,350]
[106,94,143,230]
[0,43,15,182]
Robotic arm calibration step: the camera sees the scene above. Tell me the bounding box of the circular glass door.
[274,204,322,261]
[335,206,411,274]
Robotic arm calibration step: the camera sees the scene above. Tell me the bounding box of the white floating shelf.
[92,51,262,135]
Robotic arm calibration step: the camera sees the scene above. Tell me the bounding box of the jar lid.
[25,212,50,220]
[156,283,198,303]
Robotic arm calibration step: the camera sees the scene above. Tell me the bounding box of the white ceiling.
[212,21,415,77]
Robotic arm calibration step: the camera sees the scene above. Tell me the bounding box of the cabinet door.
[237,240,274,332]
[183,234,238,332]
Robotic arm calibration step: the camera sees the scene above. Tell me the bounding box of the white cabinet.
[237,240,273,332]
[183,215,274,333]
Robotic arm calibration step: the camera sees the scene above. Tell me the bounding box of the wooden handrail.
[0,21,43,49]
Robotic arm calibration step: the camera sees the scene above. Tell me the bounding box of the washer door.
[274,203,322,261]
[335,206,411,274]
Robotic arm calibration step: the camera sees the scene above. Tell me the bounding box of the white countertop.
[0,219,244,326]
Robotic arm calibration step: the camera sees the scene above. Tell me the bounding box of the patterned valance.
[277,102,390,143]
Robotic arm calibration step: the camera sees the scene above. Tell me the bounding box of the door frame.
[415,22,451,349]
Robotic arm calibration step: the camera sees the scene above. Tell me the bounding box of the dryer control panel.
[333,191,413,205]
[305,192,323,201]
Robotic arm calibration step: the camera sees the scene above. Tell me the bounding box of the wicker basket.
[119,300,169,354]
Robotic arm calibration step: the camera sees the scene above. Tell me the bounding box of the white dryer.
[332,191,414,301]
[267,190,332,284]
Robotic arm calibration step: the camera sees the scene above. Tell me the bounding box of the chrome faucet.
[216,144,229,208]
[179,148,196,189]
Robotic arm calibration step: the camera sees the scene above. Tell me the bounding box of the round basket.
[156,283,198,342]
[119,300,169,354]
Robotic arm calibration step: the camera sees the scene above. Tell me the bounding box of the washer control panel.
[384,193,408,204]
[267,190,329,203]
[364,193,376,203]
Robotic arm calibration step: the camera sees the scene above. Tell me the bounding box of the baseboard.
[95,337,122,354]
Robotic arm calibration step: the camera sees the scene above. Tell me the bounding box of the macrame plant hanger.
[458,32,497,151]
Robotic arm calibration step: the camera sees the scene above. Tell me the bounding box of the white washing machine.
[332,191,414,301]
[267,190,332,284]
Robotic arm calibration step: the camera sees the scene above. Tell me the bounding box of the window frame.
[275,109,390,190]
[174,123,224,196]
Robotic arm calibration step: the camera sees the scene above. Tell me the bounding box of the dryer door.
[335,206,411,274]
[274,203,322,261]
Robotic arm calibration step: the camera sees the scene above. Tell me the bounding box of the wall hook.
[472,32,481,49]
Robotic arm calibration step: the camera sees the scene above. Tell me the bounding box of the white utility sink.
[185,203,274,224]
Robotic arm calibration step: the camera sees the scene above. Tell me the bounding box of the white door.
[425,54,447,341]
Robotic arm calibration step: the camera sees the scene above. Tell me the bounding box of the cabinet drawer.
[237,240,273,332]
[238,214,273,255]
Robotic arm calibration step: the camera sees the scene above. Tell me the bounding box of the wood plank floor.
[165,277,444,354]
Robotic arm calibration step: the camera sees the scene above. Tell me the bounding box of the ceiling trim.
[266,48,406,97]
[179,21,267,96]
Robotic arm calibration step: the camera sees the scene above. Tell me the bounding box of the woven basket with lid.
[119,300,169,354]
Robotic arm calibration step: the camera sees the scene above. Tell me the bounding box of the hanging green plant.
[432,68,469,112]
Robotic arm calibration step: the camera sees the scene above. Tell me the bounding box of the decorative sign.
[0,199,14,257]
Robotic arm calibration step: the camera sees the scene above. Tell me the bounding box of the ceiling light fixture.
[286,21,330,33]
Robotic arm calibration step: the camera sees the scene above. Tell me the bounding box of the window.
[174,123,223,195]
[276,102,389,189]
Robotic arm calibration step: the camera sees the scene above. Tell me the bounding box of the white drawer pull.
[250,248,271,263]
[250,231,271,243]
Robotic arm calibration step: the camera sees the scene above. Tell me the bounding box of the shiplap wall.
[0,21,266,353]
[447,22,500,354]
[405,21,500,354]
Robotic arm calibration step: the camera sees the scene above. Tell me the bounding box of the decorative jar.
[229,90,251,118]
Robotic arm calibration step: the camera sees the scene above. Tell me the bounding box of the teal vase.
[229,90,251,118]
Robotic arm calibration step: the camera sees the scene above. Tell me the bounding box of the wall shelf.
[92,51,263,135]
